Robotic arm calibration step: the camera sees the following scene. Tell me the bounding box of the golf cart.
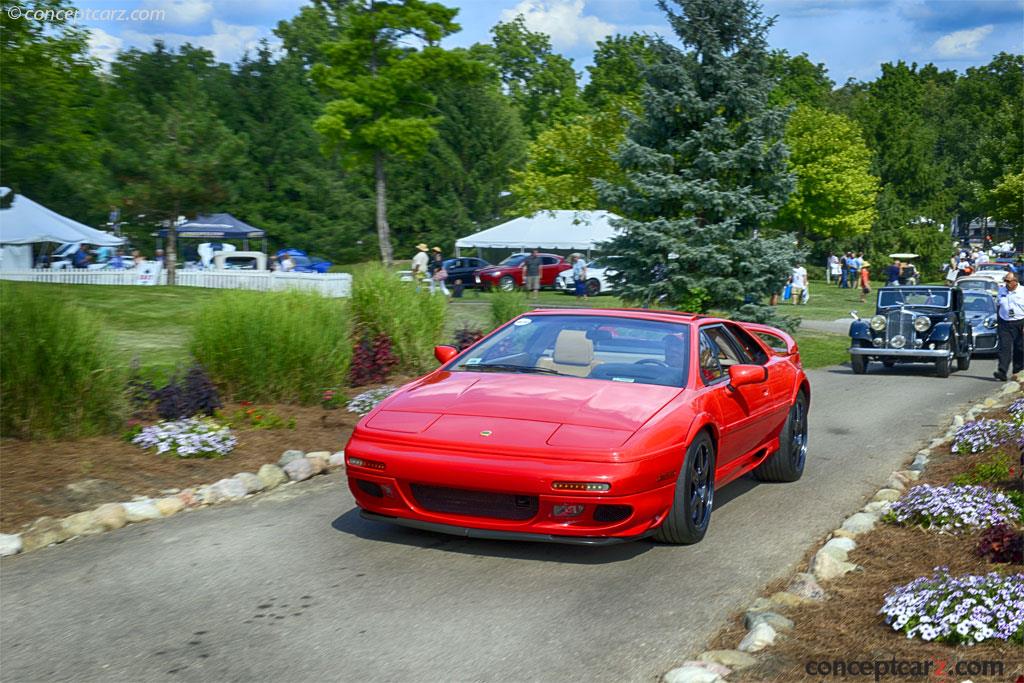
[889,253,919,285]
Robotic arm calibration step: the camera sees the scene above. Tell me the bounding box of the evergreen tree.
[599,0,797,319]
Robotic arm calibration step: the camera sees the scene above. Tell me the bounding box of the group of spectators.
[943,248,1024,282]
[410,243,455,297]
[826,252,875,289]
[56,245,162,269]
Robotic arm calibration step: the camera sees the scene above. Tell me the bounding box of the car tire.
[882,360,895,368]
[935,354,951,378]
[499,276,516,292]
[654,431,715,545]
[851,354,868,374]
[586,278,601,297]
[753,390,808,483]
[956,352,971,372]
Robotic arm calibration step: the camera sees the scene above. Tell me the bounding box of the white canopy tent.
[0,187,124,246]
[454,210,622,256]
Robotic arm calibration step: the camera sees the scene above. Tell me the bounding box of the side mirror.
[434,345,458,364]
[728,364,768,389]
[850,310,859,320]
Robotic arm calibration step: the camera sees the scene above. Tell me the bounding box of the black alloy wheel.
[754,391,809,483]
[655,432,715,544]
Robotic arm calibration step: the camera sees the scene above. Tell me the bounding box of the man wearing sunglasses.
[994,273,1024,381]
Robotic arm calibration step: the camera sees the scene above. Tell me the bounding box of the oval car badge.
[480,430,492,437]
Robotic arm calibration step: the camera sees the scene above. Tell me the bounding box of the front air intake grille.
[410,484,538,520]
[355,479,384,498]
[885,311,915,344]
[593,505,632,522]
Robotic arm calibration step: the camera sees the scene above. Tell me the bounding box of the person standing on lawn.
[790,263,808,305]
[859,261,872,303]
[521,248,542,299]
[827,252,840,284]
[411,243,429,291]
[572,253,588,301]
[886,259,902,286]
[993,272,1024,381]
[428,247,450,297]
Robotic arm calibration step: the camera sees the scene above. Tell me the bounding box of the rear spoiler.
[741,322,799,356]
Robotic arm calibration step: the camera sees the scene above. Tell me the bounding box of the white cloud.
[500,0,615,49]
[142,0,213,27]
[931,24,994,58]
[88,27,123,65]
[122,20,269,64]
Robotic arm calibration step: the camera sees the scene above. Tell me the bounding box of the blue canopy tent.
[155,213,266,252]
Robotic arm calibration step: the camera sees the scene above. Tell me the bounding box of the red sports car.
[344,309,809,545]
[474,252,572,291]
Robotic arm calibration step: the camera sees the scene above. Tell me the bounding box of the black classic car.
[849,286,972,377]
[962,289,999,356]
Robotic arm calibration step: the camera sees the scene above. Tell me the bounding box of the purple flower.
[132,417,236,458]
[887,484,1016,533]
[952,418,1024,454]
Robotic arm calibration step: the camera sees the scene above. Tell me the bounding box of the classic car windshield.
[448,315,690,387]
[878,288,950,308]
[963,292,996,314]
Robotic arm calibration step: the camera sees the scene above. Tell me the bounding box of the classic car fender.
[926,321,954,344]
[849,319,872,342]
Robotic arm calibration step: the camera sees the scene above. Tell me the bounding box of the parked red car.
[474,252,572,291]
[344,309,809,545]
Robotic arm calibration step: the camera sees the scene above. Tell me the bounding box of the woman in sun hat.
[411,243,429,289]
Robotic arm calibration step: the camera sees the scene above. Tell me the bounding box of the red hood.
[379,372,679,431]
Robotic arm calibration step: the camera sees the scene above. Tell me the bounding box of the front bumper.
[849,347,952,358]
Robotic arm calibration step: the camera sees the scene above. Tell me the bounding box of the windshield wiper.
[462,363,563,375]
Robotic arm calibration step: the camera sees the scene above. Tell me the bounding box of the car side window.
[725,324,769,365]
[698,326,751,386]
[541,256,559,266]
[698,331,726,384]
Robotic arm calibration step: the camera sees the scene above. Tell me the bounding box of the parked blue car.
[276,249,331,273]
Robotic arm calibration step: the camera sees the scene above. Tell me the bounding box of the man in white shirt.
[790,264,808,305]
[280,253,296,272]
[410,243,429,290]
[994,272,1024,381]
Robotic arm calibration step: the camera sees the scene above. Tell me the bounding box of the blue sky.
[79,0,1023,84]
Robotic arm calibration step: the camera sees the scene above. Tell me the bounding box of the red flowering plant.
[321,387,344,410]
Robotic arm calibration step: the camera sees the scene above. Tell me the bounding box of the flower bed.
[951,418,1024,454]
[131,417,237,458]
[346,386,398,415]
[887,484,1019,533]
[881,567,1024,644]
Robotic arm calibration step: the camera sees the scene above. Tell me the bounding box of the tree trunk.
[375,151,393,267]
[166,200,178,286]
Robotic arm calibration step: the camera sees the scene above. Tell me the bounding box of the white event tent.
[0,187,123,269]
[454,210,622,256]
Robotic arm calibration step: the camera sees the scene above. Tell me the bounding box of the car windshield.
[963,293,996,314]
[958,279,996,291]
[498,254,528,266]
[977,263,1008,271]
[878,288,951,308]
[447,314,691,387]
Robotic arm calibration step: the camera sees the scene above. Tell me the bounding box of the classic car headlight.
[913,316,931,332]
[890,334,907,349]
[984,315,997,329]
[869,315,886,331]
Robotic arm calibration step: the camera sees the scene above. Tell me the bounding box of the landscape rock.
[897,469,921,481]
[884,476,907,492]
[748,597,773,613]
[863,501,891,514]
[700,650,757,670]
[257,464,288,490]
[1001,382,1021,396]
[663,665,723,683]
[832,528,857,539]
[745,610,794,632]
[873,488,902,503]
[738,623,776,653]
[769,591,811,609]
[328,451,346,468]
[929,437,948,449]
[951,414,965,428]
[234,472,264,494]
[284,458,316,482]
[841,513,877,535]
[824,537,857,554]
[0,533,22,556]
[277,450,305,467]
[93,503,127,530]
[176,489,200,507]
[813,550,859,581]
[306,456,327,475]
[307,450,331,461]
[123,500,162,522]
[786,572,828,601]
[61,510,105,537]
[155,496,185,517]
[160,488,180,495]
[681,661,731,678]
[210,477,248,501]
[21,517,72,551]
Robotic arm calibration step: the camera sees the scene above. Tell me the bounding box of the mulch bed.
[707,404,1024,682]
[0,402,361,533]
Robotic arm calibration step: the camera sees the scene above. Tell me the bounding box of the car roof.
[524,307,709,325]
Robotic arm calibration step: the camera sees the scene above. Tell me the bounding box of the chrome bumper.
[849,347,952,358]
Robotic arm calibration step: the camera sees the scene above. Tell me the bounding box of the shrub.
[953,453,1015,486]
[490,289,529,329]
[152,363,222,420]
[349,332,399,386]
[131,417,236,458]
[349,265,446,372]
[347,386,398,416]
[886,484,1017,533]
[221,405,295,430]
[190,289,352,404]
[0,283,124,438]
[976,523,1024,564]
[453,325,484,351]
[880,567,1024,644]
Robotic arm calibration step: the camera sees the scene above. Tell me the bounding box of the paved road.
[0,359,1011,682]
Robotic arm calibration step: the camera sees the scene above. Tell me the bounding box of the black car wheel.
[586,278,601,297]
[499,275,516,292]
[654,431,715,545]
[754,391,808,483]
[851,354,868,374]
[935,350,951,378]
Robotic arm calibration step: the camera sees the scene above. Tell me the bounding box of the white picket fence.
[0,268,352,297]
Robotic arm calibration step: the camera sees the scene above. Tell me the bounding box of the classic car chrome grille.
[410,484,538,520]
[885,311,916,345]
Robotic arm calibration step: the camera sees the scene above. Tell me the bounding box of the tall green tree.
[311,0,483,265]
[766,50,834,108]
[775,105,878,241]
[583,33,655,110]
[599,0,796,319]
[477,15,584,137]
